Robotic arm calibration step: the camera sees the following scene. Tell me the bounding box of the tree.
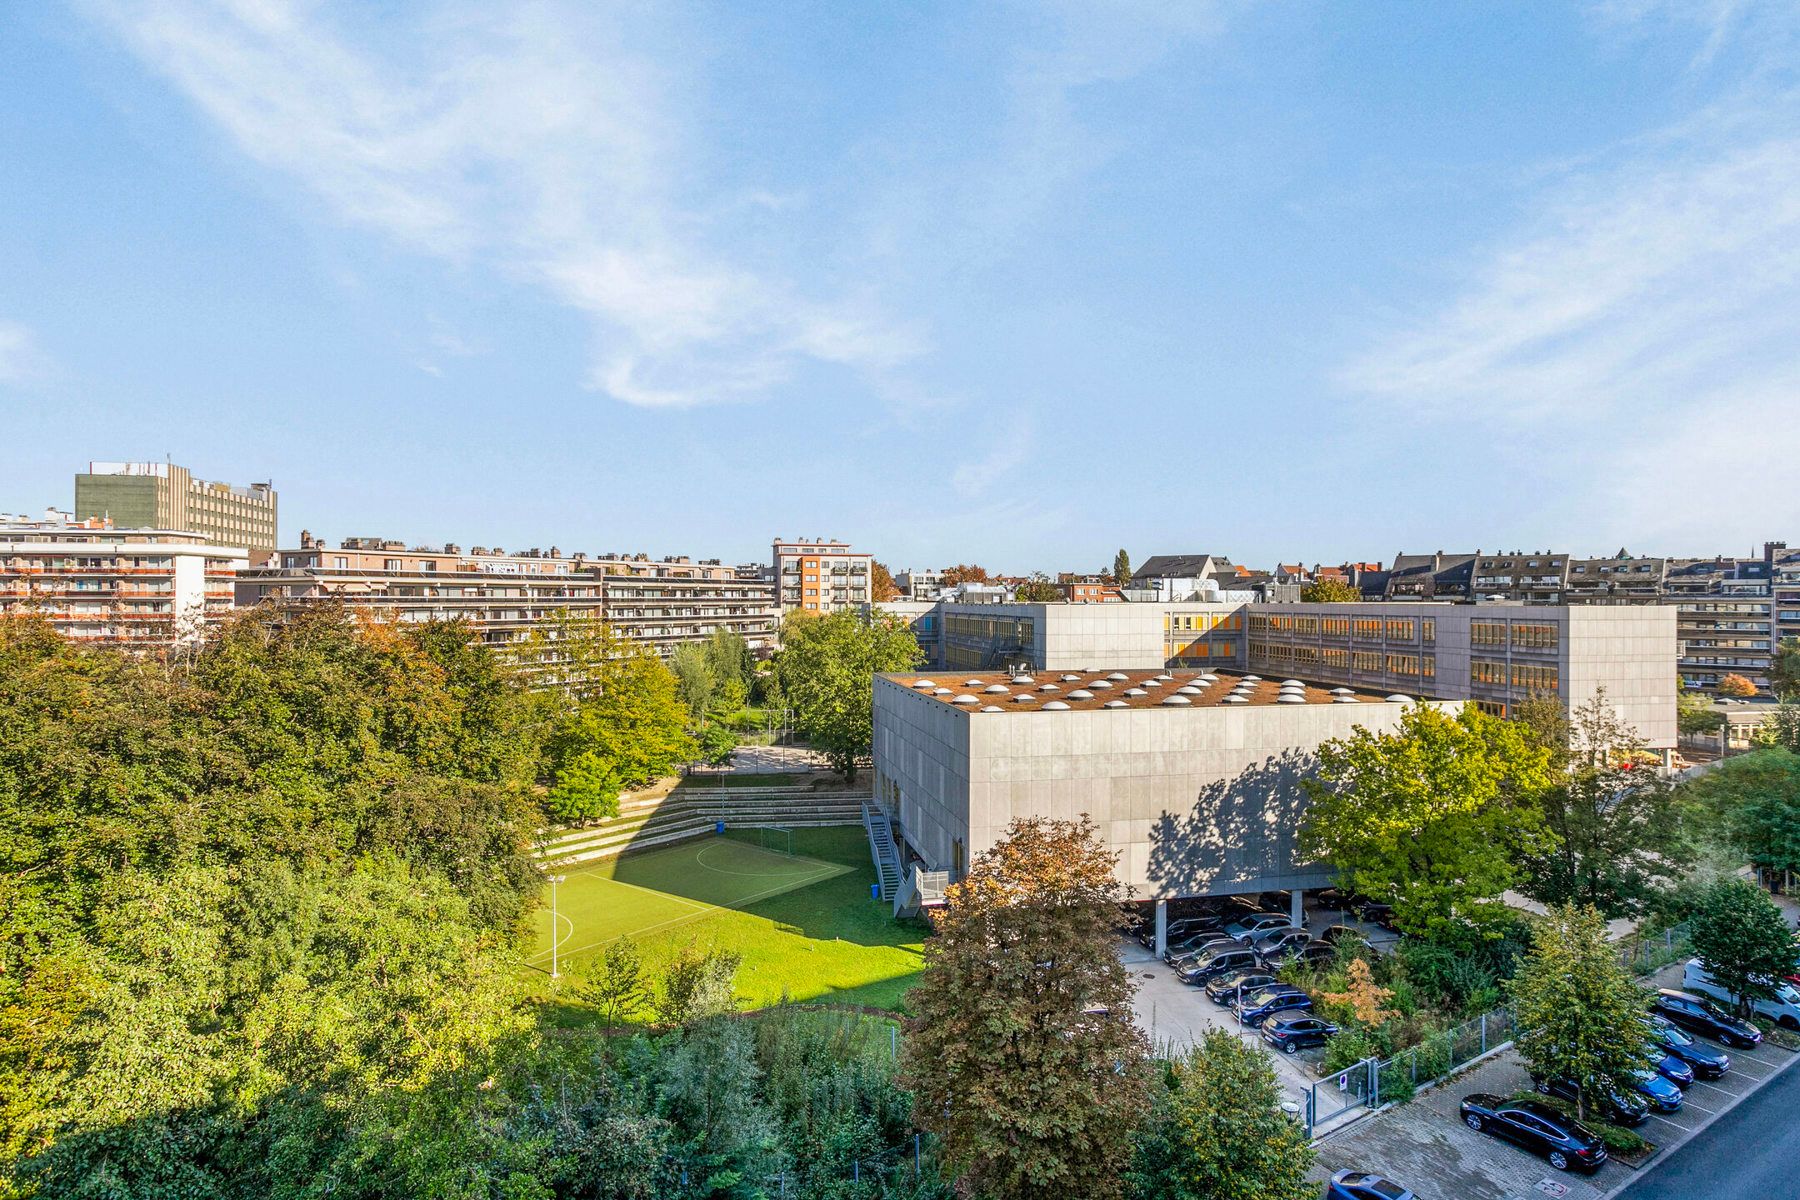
[1678,688,1726,735]
[1131,1029,1314,1200]
[1770,638,1800,699]
[657,942,742,1025]
[1689,879,1800,1015]
[1013,572,1061,602]
[902,817,1149,1200]
[1321,958,1398,1029]
[1300,578,1361,603]
[773,609,922,782]
[582,938,650,1025]
[1512,904,1654,1121]
[1753,701,1800,753]
[1513,692,1699,918]
[870,560,902,602]
[1718,673,1759,699]
[1300,705,1556,944]
[1683,749,1800,874]
[941,564,992,586]
[695,723,738,767]
[1112,549,1132,586]
[671,642,717,723]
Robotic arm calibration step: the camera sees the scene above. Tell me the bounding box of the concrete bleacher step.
[535,789,869,865]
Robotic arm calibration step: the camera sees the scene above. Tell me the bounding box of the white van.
[1682,960,1800,1031]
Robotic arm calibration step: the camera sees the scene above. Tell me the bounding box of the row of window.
[1165,612,1242,631]
[944,615,1036,644]
[1470,621,1559,649]
[1248,614,1435,643]
[1471,658,1559,692]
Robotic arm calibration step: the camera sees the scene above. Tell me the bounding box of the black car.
[1262,941,1337,971]
[1322,1169,1413,1200]
[1164,933,1237,964]
[1140,914,1224,949]
[1459,1094,1607,1173]
[1356,902,1397,930]
[1204,969,1280,1005]
[1247,926,1313,956]
[1651,988,1763,1048]
[1175,946,1261,985]
[1312,887,1355,911]
[1531,1075,1649,1127]
[1320,924,1370,948]
[1262,1013,1338,1054]
[1237,987,1314,1027]
[1650,1016,1730,1078]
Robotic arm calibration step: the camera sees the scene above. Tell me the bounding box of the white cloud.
[85,0,916,408]
[0,320,49,386]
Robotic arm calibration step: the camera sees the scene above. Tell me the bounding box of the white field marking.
[695,842,833,879]
[525,861,848,967]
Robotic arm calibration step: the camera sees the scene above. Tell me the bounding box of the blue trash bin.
[871,883,879,900]
[715,821,725,835]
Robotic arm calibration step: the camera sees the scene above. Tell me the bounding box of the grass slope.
[529,827,925,1019]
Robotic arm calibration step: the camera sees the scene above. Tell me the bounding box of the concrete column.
[1154,899,1168,958]
[1291,889,1305,929]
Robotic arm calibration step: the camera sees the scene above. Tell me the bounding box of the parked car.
[1312,888,1356,912]
[1322,1170,1413,1200]
[1649,1016,1730,1078]
[1626,1066,1684,1112]
[1531,1075,1649,1127]
[1164,933,1237,964]
[1651,988,1763,1048]
[1642,1040,1694,1088]
[1255,890,1293,913]
[1459,1094,1608,1173]
[1683,959,1800,1031]
[1236,987,1314,1027]
[1175,945,1262,985]
[1261,940,1337,971]
[1247,927,1313,956]
[1356,902,1397,930]
[1263,1013,1340,1055]
[1140,915,1224,949]
[1225,913,1296,941]
[1205,969,1280,1005]
[1319,924,1370,948]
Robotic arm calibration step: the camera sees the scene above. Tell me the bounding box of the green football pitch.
[529,828,924,1015]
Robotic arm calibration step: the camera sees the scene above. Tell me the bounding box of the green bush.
[1322,1029,1381,1072]
[1508,1092,1647,1154]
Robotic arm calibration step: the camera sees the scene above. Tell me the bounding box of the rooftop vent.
[1124,688,1148,697]
[1107,672,1129,681]
[952,695,979,705]
[1012,675,1034,684]
[934,687,952,695]
[1222,695,1249,704]
[1161,695,1192,705]
[1176,686,1204,696]
[1330,687,1354,696]
[1197,674,1219,683]
[1061,674,1082,681]
[964,679,984,686]
[1068,689,1094,700]
[1141,678,1163,687]
[1386,694,1413,703]
[1038,683,1061,692]
[1043,701,1071,711]
[1333,696,1360,703]
[1104,700,1127,708]
[1243,675,1262,682]
[912,680,936,689]
[981,705,1004,713]
[1011,693,1037,703]
[1281,679,1303,687]
[1088,679,1113,689]
[983,684,1009,694]
[1277,694,1306,704]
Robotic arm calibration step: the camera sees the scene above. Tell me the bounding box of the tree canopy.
[1012,573,1061,602]
[1300,704,1556,944]
[1718,673,1758,699]
[1682,749,1800,875]
[1112,549,1131,586]
[1689,879,1800,1014]
[1299,578,1361,603]
[940,564,991,586]
[871,560,903,602]
[1773,637,1800,700]
[773,609,922,781]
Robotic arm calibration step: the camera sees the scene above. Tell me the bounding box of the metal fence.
[1374,1005,1517,1104]
[1618,921,1693,976]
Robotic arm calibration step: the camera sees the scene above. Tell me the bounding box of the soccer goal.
[757,826,796,856]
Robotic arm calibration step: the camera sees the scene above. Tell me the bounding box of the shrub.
[1322,1029,1382,1073]
[1509,1092,1647,1154]
[657,941,742,1024]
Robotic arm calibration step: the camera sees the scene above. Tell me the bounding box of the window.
[1352,651,1383,673]
[1471,659,1506,686]
[1353,617,1383,639]
[1471,621,1507,647]
[1323,647,1350,670]
[1386,653,1420,676]
[1421,618,1435,644]
[1511,663,1559,693]
[1322,617,1351,637]
[1385,618,1415,640]
[1473,699,1508,717]
[1511,623,1558,650]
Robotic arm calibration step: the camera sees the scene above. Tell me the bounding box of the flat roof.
[881,669,1402,712]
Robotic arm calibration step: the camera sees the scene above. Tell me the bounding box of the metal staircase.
[862,803,903,902]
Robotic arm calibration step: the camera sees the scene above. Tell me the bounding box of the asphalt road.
[1615,1050,1800,1200]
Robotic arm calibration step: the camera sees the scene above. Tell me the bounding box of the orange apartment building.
[771,537,872,614]
[0,514,246,646]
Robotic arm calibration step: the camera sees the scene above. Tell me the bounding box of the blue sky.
[2,2,1797,572]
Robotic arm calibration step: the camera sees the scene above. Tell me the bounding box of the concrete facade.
[872,670,1446,898]
[75,461,278,562]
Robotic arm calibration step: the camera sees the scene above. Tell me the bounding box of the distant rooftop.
[881,669,1400,713]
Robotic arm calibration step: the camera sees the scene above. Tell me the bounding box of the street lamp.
[549,874,567,979]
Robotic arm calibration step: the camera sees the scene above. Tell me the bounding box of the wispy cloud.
[0,320,49,386]
[85,0,917,408]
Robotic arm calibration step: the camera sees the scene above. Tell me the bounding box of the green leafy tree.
[1013,572,1061,602]
[774,609,922,782]
[1683,749,1800,874]
[582,938,650,1026]
[1773,637,1800,700]
[671,642,717,723]
[1678,688,1726,735]
[695,724,738,767]
[1689,879,1800,1016]
[1132,1029,1314,1200]
[1512,904,1653,1121]
[1753,702,1800,753]
[657,942,742,1025]
[902,817,1148,1200]
[1112,549,1132,586]
[1514,692,1698,917]
[1300,577,1361,603]
[1300,705,1556,944]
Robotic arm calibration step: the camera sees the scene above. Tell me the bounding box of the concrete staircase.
[537,784,871,867]
[863,803,903,902]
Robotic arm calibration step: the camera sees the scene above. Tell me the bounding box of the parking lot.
[1313,1017,1797,1200]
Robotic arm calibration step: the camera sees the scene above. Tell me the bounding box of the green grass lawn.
[529,827,924,1019]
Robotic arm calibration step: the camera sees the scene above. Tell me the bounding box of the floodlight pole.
[549,874,567,979]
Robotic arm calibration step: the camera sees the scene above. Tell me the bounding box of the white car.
[1682,960,1800,1031]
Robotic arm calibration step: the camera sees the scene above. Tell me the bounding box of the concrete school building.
[869,666,1452,949]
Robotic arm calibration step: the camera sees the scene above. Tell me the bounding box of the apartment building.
[237,535,777,666]
[771,538,872,614]
[75,461,277,562]
[1774,543,1800,661]
[0,515,245,646]
[1056,574,1124,603]
[895,568,946,601]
